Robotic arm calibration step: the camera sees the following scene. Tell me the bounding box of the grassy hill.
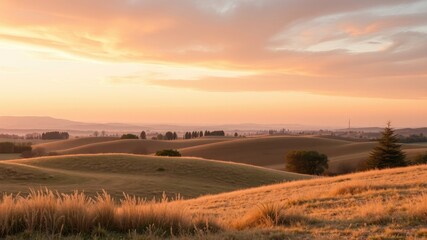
[33,137,119,152]
[0,154,310,199]
[181,164,427,239]
[56,138,233,155]
[179,136,427,174]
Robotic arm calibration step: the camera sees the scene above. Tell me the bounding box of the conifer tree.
[365,122,406,169]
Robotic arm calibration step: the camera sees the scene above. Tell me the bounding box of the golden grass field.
[1,164,427,239]
[0,154,310,199]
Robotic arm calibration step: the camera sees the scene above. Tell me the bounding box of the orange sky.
[0,0,426,128]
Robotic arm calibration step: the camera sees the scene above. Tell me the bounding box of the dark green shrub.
[155,149,181,157]
[285,150,328,175]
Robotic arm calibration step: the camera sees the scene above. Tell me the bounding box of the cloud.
[1,0,426,98]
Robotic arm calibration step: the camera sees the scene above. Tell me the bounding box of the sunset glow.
[1,0,426,127]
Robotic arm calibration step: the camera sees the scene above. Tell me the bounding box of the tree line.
[120,130,226,140]
[0,142,32,154]
[398,133,427,143]
[41,131,69,140]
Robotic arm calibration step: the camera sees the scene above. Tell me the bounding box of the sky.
[0,0,426,128]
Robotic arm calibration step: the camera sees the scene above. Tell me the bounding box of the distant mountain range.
[0,116,314,134]
[0,116,143,132]
[0,116,425,136]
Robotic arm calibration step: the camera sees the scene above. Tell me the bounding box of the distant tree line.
[156,132,178,140]
[25,133,42,139]
[0,134,23,140]
[204,130,225,137]
[93,131,107,137]
[398,134,427,143]
[183,130,226,139]
[0,142,32,154]
[120,131,178,141]
[184,131,204,139]
[41,131,69,140]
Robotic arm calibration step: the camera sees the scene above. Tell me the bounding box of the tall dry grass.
[232,203,310,230]
[405,194,427,223]
[0,189,219,237]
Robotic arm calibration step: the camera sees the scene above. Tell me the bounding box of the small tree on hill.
[140,131,146,140]
[155,149,181,157]
[285,150,328,175]
[365,122,406,169]
[165,131,174,140]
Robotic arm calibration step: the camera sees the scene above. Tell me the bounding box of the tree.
[285,150,328,175]
[157,134,164,140]
[93,131,99,137]
[173,132,178,140]
[365,122,406,169]
[200,131,203,137]
[165,131,174,140]
[234,132,238,137]
[155,149,181,157]
[140,131,147,140]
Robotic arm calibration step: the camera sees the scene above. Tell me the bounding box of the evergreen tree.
[365,122,406,169]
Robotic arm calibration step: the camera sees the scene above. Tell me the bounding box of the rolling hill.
[179,136,427,174]
[181,164,427,239]
[55,138,234,155]
[34,137,119,152]
[0,154,310,199]
[31,136,427,175]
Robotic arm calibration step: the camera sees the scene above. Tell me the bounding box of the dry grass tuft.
[0,189,222,237]
[356,198,396,225]
[405,194,427,223]
[330,181,373,196]
[232,203,309,230]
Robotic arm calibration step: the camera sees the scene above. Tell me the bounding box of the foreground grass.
[0,189,221,238]
[1,189,427,239]
[2,165,427,239]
